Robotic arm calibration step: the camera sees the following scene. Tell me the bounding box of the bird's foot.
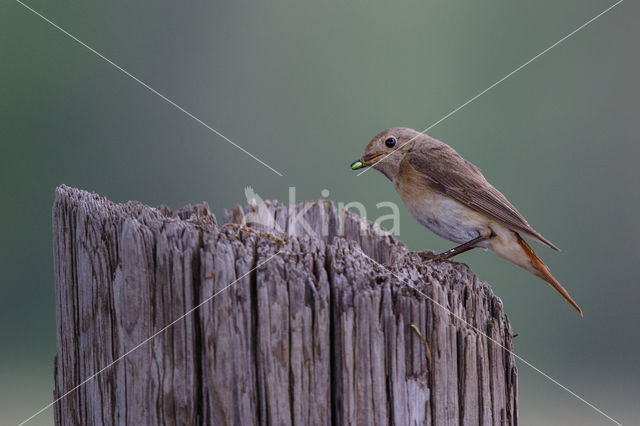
[417,250,437,259]
[418,250,443,263]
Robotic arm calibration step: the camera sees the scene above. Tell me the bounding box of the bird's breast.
[400,189,491,244]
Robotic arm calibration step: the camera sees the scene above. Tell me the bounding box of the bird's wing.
[404,144,559,250]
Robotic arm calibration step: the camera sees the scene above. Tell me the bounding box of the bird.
[351,127,582,315]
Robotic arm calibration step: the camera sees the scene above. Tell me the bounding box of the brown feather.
[403,139,559,250]
[516,234,582,315]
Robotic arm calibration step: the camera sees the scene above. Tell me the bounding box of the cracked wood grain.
[52,185,517,425]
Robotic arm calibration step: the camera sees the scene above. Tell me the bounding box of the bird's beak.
[350,152,386,170]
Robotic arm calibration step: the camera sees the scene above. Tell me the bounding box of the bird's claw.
[418,250,440,261]
[417,250,437,259]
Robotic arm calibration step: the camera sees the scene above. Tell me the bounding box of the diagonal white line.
[12,0,626,424]
[361,251,623,426]
[17,251,282,426]
[357,0,624,176]
[14,0,284,177]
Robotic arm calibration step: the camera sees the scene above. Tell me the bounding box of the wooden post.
[52,185,517,425]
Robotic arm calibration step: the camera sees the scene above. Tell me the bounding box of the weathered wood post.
[52,185,517,425]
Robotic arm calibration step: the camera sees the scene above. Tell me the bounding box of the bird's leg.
[419,233,492,262]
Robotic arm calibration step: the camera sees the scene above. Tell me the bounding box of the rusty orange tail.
[516,234,583,316]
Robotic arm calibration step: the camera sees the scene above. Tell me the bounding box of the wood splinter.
[410,323,433,364]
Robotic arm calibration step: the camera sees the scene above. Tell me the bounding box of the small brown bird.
[351,127,582,315]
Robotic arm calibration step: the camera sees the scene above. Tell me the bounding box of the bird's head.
[351,127,421,180]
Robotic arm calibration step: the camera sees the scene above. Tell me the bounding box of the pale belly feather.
[401,191,491,245]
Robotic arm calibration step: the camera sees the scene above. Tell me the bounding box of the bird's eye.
[385,137,397,148]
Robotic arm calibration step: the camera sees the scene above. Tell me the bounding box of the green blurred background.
[1,0,638,424]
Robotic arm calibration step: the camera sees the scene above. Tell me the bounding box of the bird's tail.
[515,234,583,316]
